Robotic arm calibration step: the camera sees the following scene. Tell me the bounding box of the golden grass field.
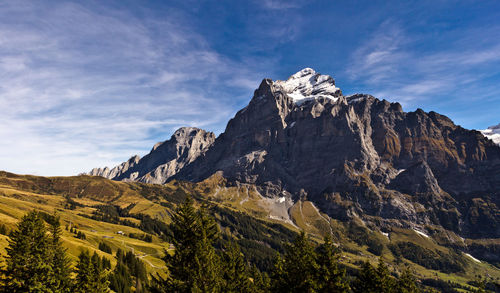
[0,171,499,291]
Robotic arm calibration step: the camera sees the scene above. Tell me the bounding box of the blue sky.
[1,0,500,175]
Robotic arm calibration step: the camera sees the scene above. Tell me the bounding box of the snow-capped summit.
[274,68,342,105]
[87,67,500,242]
[481,123,500,145]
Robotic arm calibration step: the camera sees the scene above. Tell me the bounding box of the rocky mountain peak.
[153,127,210,151]
[88,68,500,239]
[273,68,342,105]
[87,127,215,184]
[172,126,205,139]
[87,155,140,179]
[481,123,500,145]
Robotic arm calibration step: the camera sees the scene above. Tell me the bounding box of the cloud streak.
[1,1,499,176]
[346,21,500,120]
[261,0,307,10]
[0,1,270,175]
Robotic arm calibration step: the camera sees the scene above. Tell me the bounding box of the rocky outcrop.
[389,161,442,196]
[88,127,215,184]
[88,155,140,179]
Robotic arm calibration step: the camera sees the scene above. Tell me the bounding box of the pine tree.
[2,210,55,292]
[375,258,396,292]
[110,249,148,293]
[74,250,94,293]
[91,252,111,292]
[99,242,112,254]
[270,254,287,293]
[47,213,72,293]
[192,206,222,292]
[396,267,420,293]
[352,259,395,293]
[131,255,148,292]
[151,197,222,292]
[109,261,132,293]
[221,241,252,292]
[272,231,319,293]
[315,236,349,293]
[474,278,487,293]
[249,264,270,293]
[352,261,377,293]
[73,250,109,293]
[0,224,7,235]
[190,234,222,292]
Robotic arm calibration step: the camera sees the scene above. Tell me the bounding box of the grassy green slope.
[0,171,499,291]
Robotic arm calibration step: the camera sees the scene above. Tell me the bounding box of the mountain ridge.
[3,169,500,291]
[88,127,215,184]
[88,68,500,242]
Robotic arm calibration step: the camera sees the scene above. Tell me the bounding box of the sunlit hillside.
[0,171,499,291]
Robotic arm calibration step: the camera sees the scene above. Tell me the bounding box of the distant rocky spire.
[481,123,500,145]
[86,127,215,184]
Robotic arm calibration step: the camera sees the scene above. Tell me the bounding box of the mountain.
[88,127,215,184]
[481,123,500,145]
[3,69,500,292]
[174,68,500,239]
[0,170,298,275]
[89,68,500,242]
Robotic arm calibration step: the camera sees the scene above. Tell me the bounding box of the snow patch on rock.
[464,253,481,263]
[481,123,500,145]
[274,68,341,105]
[413,229,429,238]
[396,169,406,175]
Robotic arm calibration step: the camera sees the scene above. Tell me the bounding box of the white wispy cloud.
[261,0,307,10]
[347,21,409,85]
[0,1,271,175]
[347,21,500,117]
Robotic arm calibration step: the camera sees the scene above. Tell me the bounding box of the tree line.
[0,211,145,293]
[149,197,433,293]
[0,199,488,292]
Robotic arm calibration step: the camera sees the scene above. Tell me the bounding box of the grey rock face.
[88,127,215,184]
[88,155,140,179]
[175,69,500,238]
[88,68,500,239]
[389,161,442,196]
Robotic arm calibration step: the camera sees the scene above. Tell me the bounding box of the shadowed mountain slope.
[89,68,500,241]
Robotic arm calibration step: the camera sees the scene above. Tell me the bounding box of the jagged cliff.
[89,68,500,240]
[88,127,215,184]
